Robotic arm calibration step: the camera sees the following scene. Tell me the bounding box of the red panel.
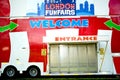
[0,32,10,68]
[113,57,120,74]
[0,0,10,26]
[109,0,120,15]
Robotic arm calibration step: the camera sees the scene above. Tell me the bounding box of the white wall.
[10,0,28,17]
[94,0,109,15]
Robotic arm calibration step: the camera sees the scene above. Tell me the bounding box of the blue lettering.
[30,20,41,28]
[42,20,48,28]
[56,20,61,28]
[82,19,88,27]
[71,20,81,27]
[49,20,55,28]
[62,20,70,27]
[29,19,89,28]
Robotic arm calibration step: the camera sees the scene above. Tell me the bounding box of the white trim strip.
[112,53,120,57]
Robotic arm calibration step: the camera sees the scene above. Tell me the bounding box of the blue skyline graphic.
[26,2,44,16]
[26,0,94,16]
[76,1,94,15]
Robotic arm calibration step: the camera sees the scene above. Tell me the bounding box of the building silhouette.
[37,3,44,16]
[76,0,94,15]
[26,2,45,16]
[37,3,40,15]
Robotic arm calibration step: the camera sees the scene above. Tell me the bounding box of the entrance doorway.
[49,43,98,73]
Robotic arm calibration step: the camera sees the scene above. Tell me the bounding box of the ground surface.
[0,75,120,80]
